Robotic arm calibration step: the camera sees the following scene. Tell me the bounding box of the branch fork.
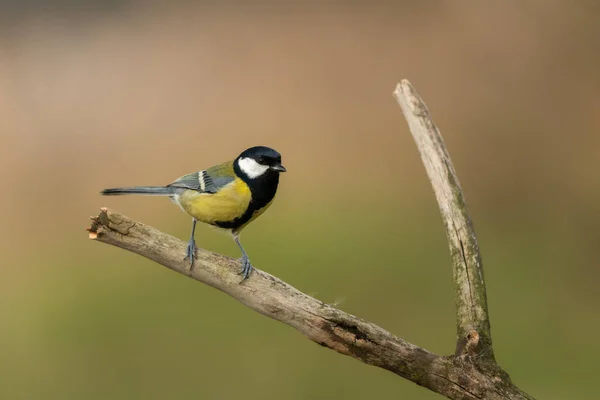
[88,80,534,400]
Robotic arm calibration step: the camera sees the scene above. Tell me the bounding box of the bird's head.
[235,146,286,179]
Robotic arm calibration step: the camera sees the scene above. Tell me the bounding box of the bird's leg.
[233,233,253,282]
[184,218,197,269]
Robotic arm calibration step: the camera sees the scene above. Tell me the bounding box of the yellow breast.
[177,178,252,225]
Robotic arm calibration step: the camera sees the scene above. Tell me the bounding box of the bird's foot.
[238,255,254,283]
[184,238,197,270]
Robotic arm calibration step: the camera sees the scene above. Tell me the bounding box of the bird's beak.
[270,163,287,172]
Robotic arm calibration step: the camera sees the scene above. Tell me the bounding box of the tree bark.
[88,80,535,400]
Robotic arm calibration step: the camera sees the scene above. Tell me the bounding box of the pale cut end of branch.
[394,80,430,117]
[393,80,494,362]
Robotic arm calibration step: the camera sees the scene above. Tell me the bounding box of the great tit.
[101,146,286,281]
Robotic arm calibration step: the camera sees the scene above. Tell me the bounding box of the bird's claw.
[238,255,253,283]
[184,238,197,270]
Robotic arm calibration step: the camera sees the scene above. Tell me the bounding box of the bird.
[101,146,286,281]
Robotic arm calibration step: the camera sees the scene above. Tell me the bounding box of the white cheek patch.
[238,157,269,179]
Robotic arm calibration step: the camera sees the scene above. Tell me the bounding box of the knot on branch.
[455,330,480,357]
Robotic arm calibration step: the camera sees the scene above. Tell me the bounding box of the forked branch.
[88,80,534,399]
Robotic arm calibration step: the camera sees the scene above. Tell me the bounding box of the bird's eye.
[258,156,266,164]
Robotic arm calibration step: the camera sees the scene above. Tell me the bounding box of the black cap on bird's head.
[235,146,286,179]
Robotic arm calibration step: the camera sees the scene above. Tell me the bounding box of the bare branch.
[393,80,494,361]
[88,80,537,399]
[88,208,531,399]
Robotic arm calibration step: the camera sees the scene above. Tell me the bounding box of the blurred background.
[1,1,599,399]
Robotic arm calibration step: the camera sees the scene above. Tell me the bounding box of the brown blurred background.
[1,1,599,399]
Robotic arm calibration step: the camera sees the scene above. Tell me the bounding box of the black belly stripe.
[214,167,280,231]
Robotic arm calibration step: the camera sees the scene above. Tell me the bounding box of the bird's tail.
[101,186,177,196]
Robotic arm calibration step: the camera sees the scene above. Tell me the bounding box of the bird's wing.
[167,161,236,194]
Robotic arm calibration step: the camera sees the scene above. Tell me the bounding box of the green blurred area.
[1,1,599,399]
